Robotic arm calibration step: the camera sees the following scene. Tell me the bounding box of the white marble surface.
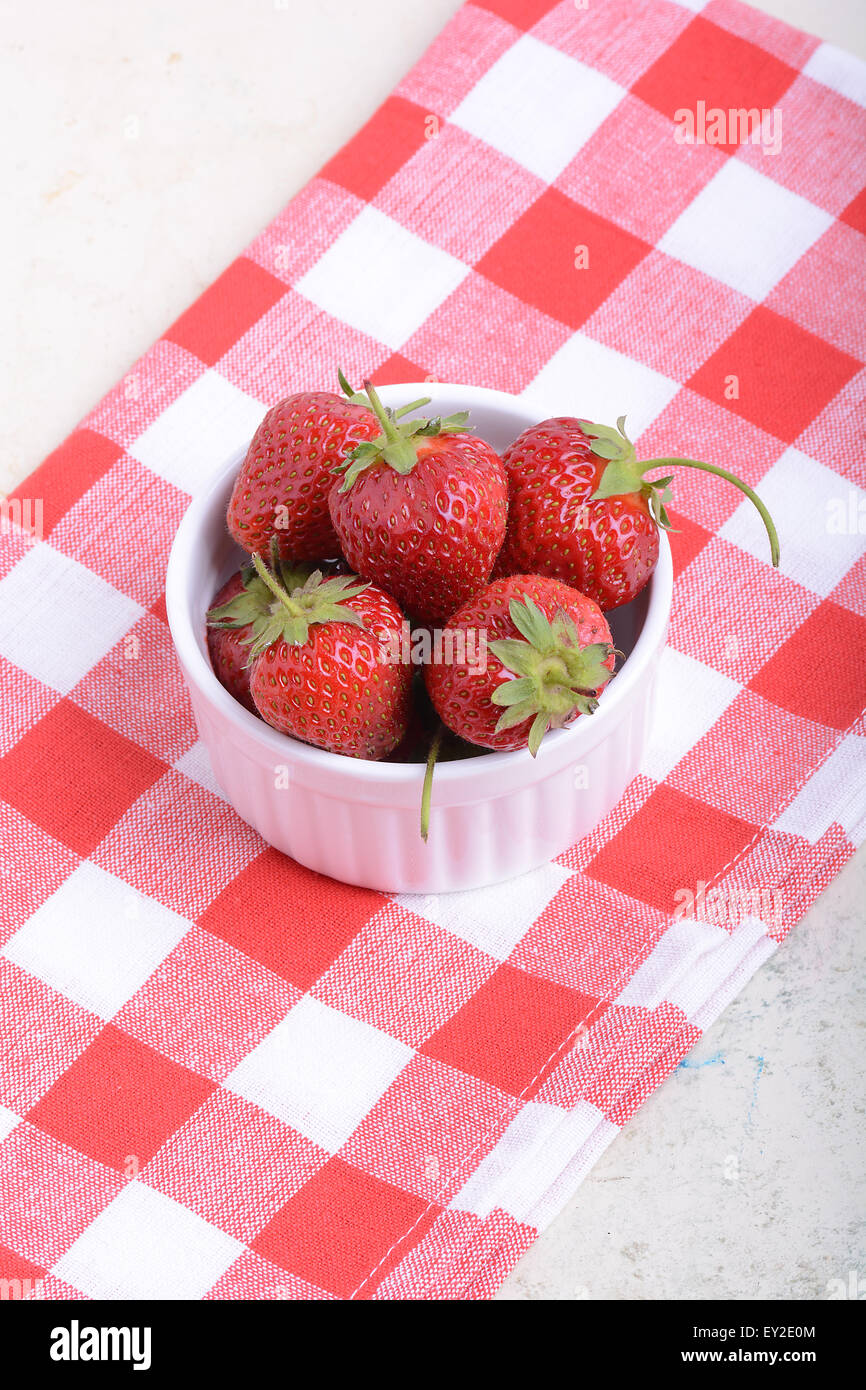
[2,0,864,1300]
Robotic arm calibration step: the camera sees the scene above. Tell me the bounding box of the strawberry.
[207,569,261,714]
[424,574,615,755]
[206,550,317,713]
[226,375,381,564]
[208,555,412,760]
[497,416,779,610]
[329,381,509,626]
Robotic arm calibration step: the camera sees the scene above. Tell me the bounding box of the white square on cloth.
[614,915,771,1017]
[803,42,866,107]
[129,370,265,496]
[640,645,742,783]
[297,205,469,349]
[451,34,626,183]
[0,543,143,695]
[524,331,680,439]
[659,159,833,302]
[225,994,413,1152]
[2,861,192,1020]
[0,1105,19,1142]
[399,863,572,961]
[452,1099,614,1223]
[719,447,866,597]
[53,1182,244,1300]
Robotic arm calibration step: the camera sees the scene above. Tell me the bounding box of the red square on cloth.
[632,15,799,152]
[688,307,861,444]
[421,963,606,1098]
[474,0,556,30]
[369,352,430,385]
[477,188,650,328]
[5,430,121,538]
[199,847,386,991]
[25,1024,215,1173]
[0,1124,123,1268]
[340,1053,512,1204]
[749,600,866,731]
[252,1156,435,1299]
[321,96,433,203]
[164,257,286,366]
[586,784,759,914]
[0,701,167,858]
[143,1090,329,1244]
[840,186,866,237]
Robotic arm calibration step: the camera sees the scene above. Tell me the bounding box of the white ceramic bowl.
[166,383,672,893]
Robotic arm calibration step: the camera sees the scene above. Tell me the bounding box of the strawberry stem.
[251,551,305,620]
[582,417,780,567]
[640,457,780,566]
[420,724,443,843]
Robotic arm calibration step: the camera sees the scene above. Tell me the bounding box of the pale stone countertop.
[2,0,864,1301]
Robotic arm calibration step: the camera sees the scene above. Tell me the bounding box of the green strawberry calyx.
[489,596,614,757]
[206,542,369,663]
[580,416,780,567]
[334,379,471,490]
[336,368,431,420]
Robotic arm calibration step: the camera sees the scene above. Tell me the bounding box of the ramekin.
[166,383,672,893]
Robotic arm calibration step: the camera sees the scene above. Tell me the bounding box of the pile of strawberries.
[208,373,778,787]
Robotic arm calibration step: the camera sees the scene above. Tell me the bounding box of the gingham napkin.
[1,0,865,1301]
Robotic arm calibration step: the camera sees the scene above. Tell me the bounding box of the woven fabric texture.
[0,0,864,1300]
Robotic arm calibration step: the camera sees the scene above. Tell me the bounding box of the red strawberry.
[226,377,380,563]
[424,574,614,755]
[497,416,779,610]
[206,551,317,713]
[329,381,509,626]
[206,569,260,713]
[208,556,412,760]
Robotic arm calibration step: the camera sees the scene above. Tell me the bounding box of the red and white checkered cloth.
[1,0,864,1301]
